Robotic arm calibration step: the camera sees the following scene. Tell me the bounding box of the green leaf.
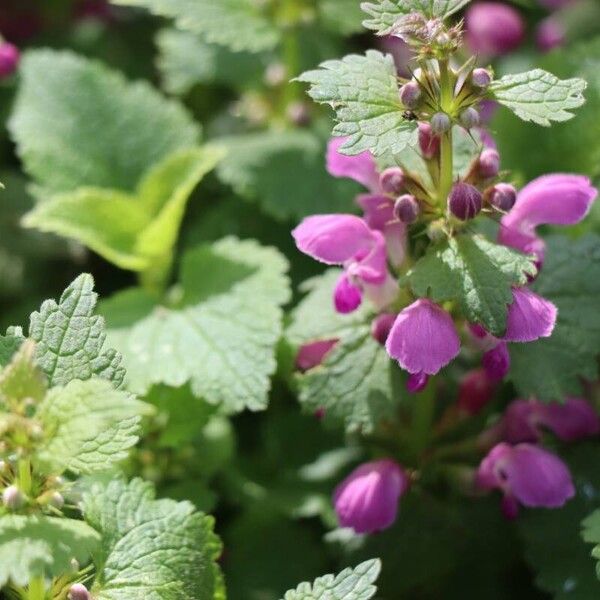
[216,131,358,220]
[582,510,600,580]
[81,477,222,600]
[0,341,46,407]
[519,443,600,599]
[0,515,100,587]
[508,235,600,400]
[0,329,24,368]
[319,0,366,35]
[102,237,290,413]
[9,50,199,196]
[35,378,151,475]
[282,559,381,600]
[489,69,587,127]
[29,274,125,388]
[406,234,537,335]
[362,0,472,35]
[297,51,418,157]
[112,0,280,53]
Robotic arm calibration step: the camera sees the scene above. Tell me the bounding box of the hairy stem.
[27,577,45,600]
[18,458,32,496]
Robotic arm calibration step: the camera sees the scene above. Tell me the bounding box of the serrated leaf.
[297,51,418,157]
[0,332,23,368]
[406,234,537,335]
[0,515,100,587]
[112,0,280,53]
[519,443,600,599]
[582,510,600,580]
[508,235,600,400]
[81,477,222,600]
[9,50,199,196]
[282,559,381,600]
[0,341,46,407]
[29,274,125,388]
[35,378,150,475]
[102,237,290,413]
[489,69,586,127]
[216,131,358,220]
[361,0,472,35]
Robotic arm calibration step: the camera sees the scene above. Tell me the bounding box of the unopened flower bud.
[482,343,510,381]
[458,369,495,415]
[448,182,483,220]
[0,42,20,78]
[3,485,24,510]
[407,372,429,393]
[427,218,446,242]
[430,112,451,135]
[49,491,65,509]
[394,194,420,224]
[418,122,440,159]
[459,107,480,129]
[465,2,525,56]
[379,167,405,195]
[371,313,397,346]
[478,149,500,178]
[487,183,516,212]
[399,81,421,109]
[286,101,311,126]
[68,583,91,600]
[472,68,492,88]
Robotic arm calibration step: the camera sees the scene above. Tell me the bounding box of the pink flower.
[503,397,600,443]
[482,342,511,381]
[386,299,461,375]
[0,41,20,78]
[326,137,379,192]
[333,459,410,534]
[371,313,397,346]
[477,443,575,518]
[458,369,496,415]
[536,17,565,52]
[295,339,338,372]
[499,174,597,265]
[292,215,396,313]
[503,287,557,343]
[465,2,525,56]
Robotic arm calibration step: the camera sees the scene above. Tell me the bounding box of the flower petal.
[334,273,363,314]
[326,137,380,191]
[295,339,338,372]
[503,287,557,343]
[540,397,600,442]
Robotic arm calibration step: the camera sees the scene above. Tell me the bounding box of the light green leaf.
[35,378,151,475]
[489,69,586,126]
[0,341,46,407]
[320,0,366,35]
[102,237,290,413]
[82,477,222,600]
[297,51,418,156]
[9,50,199,196]
[509,235,600,400]
[582,510,600,580]
[362,0,472,35]
[112,0,280,53]
[0,515,100,587]
[0,329,24,369]
[406,234,537,336]
[29,274,125,388]
[282,559,381,600]
[216,131,357,220]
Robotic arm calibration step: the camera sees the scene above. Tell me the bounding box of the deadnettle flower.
[295,339,338,372]
[482,342,511,380]
[333,459,410,534]
[499,174,597,265]
[386,299,461,376]
[292,214,397,314]
[503,397,600,444]
[503,287,557,343]
[477,442,575,518]
[458,369,496,415]
[0,41,20,78]
[465,2,525,56]
[536,17,565,52]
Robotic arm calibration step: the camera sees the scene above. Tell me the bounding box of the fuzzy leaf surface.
[582,510,600,580]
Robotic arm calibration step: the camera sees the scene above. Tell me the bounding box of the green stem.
[410,380,436,458]
[18,458,32,496]
[439,129,453,204]
[27,577,45,600]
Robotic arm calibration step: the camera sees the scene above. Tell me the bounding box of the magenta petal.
[503,399,543,443]
[348,231,388,284]
[406,372,429,394]
[371,313,397,346]
[292,214,375,265]
[333,459,409,534]
[482,342,510,380]
[357,194,395,231]
[295,339,338,372]
[326,137,380,192]
[334,274,363,314]
[540,397,600,442]
[503,287,557,343]
[386,299,461,375]
[477,442,512,490]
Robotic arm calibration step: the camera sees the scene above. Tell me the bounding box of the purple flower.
[499,174,597,265]
[333,459,410,534]
[465,2,525,56]
[386,299,461,375]
[482,342,510,380]
[504,397,600,443]
[326,137,379,192]
[407,372,429,393]
[503,287,557,343]
[536,17,565,52]
[371,313,397,346]
[0,41,19,78]
[68,583,91,600]
[418,122,440,159]
[448,182,483,221]
[458,369,496,415]
[295,339,338,372]
[477,442,575,517]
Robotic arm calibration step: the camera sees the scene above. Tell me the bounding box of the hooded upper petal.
[295,339,338,372]
[386,299,461,375]
[333,459,409,534]
[326,137,380,192]
[503,287,557,343]
[540,397,600,442]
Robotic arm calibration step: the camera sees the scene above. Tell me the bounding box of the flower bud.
[399,81,421,109]
[459,107,480,129]
[2,485,24,510]
[427,218,446,242]
[448,182,483,220]
[482,342,510,381]
[49,491,65,509]
[478,149,500,178]
[407,372,429,393]
[458,369,495,415]
[418,122,440,159]
[536,18,565,53]
[487,183,517,212]
[394,194,420,224]
[471,68,492,88]
[371,313,397,346]
[430,112,451,135]
[465,2,525,56]
[379,167,405,195]
[286,102,311,127]
[0,42,20,78]
[68,583,91,600]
